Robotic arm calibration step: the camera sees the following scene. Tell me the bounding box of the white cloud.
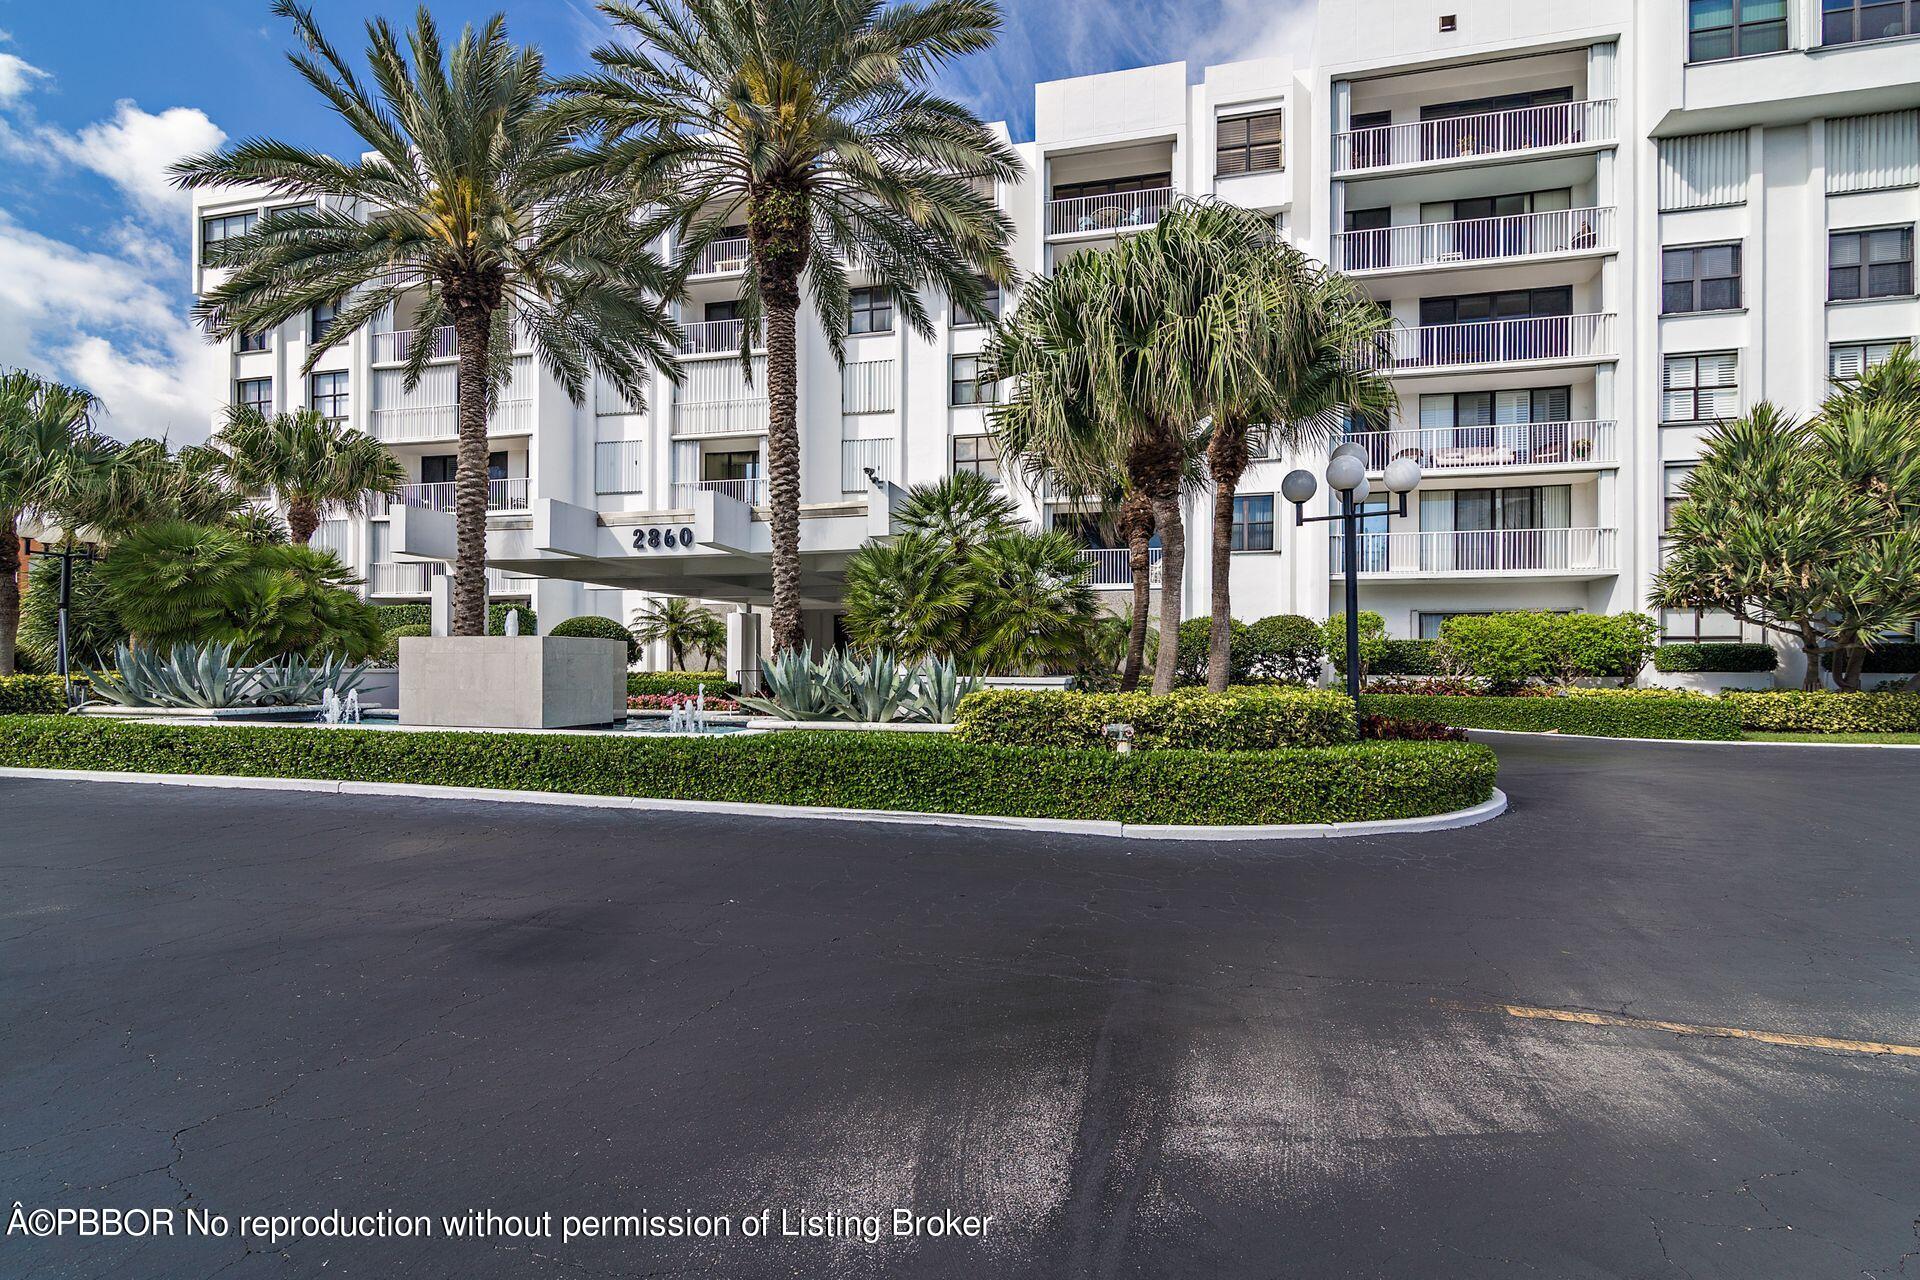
[0,51,48,104]
[44,100,226,221]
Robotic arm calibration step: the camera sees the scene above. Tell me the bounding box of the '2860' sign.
[632,526,696,551]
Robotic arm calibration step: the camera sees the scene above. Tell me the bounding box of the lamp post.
[1282,446,1422,733]
[24,528,98,710]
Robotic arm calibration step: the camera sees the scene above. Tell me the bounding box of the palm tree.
[0,370,106,675]
[842,533,973,663]
[200,406,404,545]
[966,529,1100,675]
[557,0,1019,654]
[173,2,680,636]
[632,595,725,670]
[985,240,1203,694]
[894,471,1019,557]
[65,438,252,540]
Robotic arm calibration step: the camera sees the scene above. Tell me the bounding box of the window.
[1216,111,1284,176]
[1230,495,1275,551]
[1821,0,1918,45]
[1662,608,1743,642]
[847,287,892,335]
[1418,286,1571,325]
[237,329,269,353]
[200,211,256,259]
[1662,353,1739,422]
[952,435,1001,481]
[1051,173,1171,202]
[1423,485,1572,532]
[1663,462,1695,531]
[953,276,1000,327]
[1418,611,1494,640]
[420,452,506,485]
[1829,227,1914,300]
[309,371,350,422]
[310,298,342,343]
[1688,0,1790,62]
[950,355,997,406]
[1662,243,1743,313]
[1830,340,1907,381]
[703,449,760,482]
[235,377,272,414]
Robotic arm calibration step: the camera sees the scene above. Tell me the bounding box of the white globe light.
[1281,469,1318,505]
[1325,454,1365,493]
[1384,456,1422,494]
[1330,441,1369,465]
[1350,473,1372,504]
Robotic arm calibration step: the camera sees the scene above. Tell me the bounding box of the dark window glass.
[1662,243,1743,313]
[200,211,257,259]
[702,450,759,482]
[952,435,1001,481]
[1216,110,1284,176]
[237,329,269,353]
[954,276,1001,327]
[1830,227,1914,300]
[1051,172,1172,201]
[950,355,997,406]
[309,371,349,421]
[1822,0,1917,43]
[1689,0,1789,62]
[235,378,272,413]
[848,287,893,335]
[310,299,341,343]
[1230,495,1275,552]
[421,452,506,485]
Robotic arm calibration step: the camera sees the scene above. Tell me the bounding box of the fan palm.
[966,530,1101,675]
[201,406,405,544]
[556,0,1019,653]
[0,370,107,675]
[893,471,1019,557]
[631,595,725,670]
[64,438,251,540]
[172,1,681,636]
[841,532,974,663]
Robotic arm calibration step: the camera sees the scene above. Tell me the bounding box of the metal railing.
[1332,99,1615,173]
[372,325,455,364]
[1343,421,1616,472]
[391,477,530,514]
[368,562,530,596]
[840,438,893,493]
[679,318,760,356]
[690,236,751,276]
[369,398,534,442]
[1334,207,1615,273]
[1330,527,1617,576]
[673,477,766,507]
[1077,546,1165,588]
[1363,314,1614,373]
[1046,186,1176,237]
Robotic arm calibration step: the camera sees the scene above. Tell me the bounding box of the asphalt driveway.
[2,735,1916,1278]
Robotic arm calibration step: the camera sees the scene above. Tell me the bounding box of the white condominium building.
[188,0,1920,677]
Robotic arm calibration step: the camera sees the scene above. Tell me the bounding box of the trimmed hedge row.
[0,717,1496,826]
[372,602,538,635]
[0,675,66,715]
[955,686,1356,751]
[1654,643,1778,673]
[1723,691,1920,733]
[1359,692,1742,740]
[627,671,740,697]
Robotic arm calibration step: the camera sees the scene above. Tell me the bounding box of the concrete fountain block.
[398,636,628,729]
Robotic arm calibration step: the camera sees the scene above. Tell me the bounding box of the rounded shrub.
[0,675,67,715]
[1245,614,1324,684]
[1654,642,1779,673]
[379,624,432,665]
[550,615,640,663]
[1373,639,1440,676]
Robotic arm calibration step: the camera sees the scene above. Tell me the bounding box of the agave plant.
[737,648,847,721]
[739,648,983,724]
[250,653,371,706]
[828,652,918,724]
[905,655,984,725]
[90,642,249,709]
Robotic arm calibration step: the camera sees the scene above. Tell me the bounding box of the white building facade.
[188,0,1920,679]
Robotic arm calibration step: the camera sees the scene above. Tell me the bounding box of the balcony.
[1330,527,1617,578]
[1334,207,1615,276]
[372,325,455,364]
[1365,314,1615,375]
[1078,546,1165,589]
[673,477,766,507]
[1344,422,1616,473]
[679,318,761,357]
[1046,187,1175,239]
[689,235,751,278]
[390,477,530,514]
[369,397,534,443]
[1332,100,1615,175]
[840,438,893,493]
[367,562,532,597]
[675,353,768,437]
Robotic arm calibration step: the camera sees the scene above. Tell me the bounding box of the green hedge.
[1654,642,1778,673]
[627,671,740,698]
[955,686,1355,750]
[1374,639,1440,676]
[1822,643,1920,675]
[0,717,1496,827]
[371,602,538,636]
[378,624,431,665]
[373,603,430,630]
[1722,690,1920,733]
[550,615,640,663]
[1359,692,1741,740]
[0,675,66,715]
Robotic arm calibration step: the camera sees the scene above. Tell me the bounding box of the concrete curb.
[1465,728,1920,749]
[0,767,1507,842]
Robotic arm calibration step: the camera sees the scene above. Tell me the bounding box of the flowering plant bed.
[628,693,741,712]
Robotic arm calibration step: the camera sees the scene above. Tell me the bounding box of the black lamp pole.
[25,536,97,710]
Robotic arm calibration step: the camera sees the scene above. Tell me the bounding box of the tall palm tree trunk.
[1150,495,1185,694]
[754,190,810,656]
[0,518,20,676]
[1204,426,1249,693]
[450,311,493,637]
[1118,491,1153,692]
[286,500,320,546]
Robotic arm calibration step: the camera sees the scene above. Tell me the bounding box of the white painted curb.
[0,767,1506,842]
[1465,727,1920,749]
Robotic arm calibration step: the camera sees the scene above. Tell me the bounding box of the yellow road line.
[1434,998,1920,1059]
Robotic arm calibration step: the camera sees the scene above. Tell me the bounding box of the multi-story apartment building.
[188,0,1920,682]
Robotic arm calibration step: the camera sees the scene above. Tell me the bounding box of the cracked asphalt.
[2,734,1917,1278]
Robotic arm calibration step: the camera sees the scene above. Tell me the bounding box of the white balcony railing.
[679,318,760,357]
[674,477,766,507]
[391,476,530,514]
[690,236,751,277]
[1332,99,1615,174]
[1344,421,1616,472]
[368,562,531,597]
[372,325,455,364]
[1364,314,1614,374]
[369,398,534,443]
[1334,207,1615,274]
[1330,527,1617,577]
[840,438,893,493]
[1077,546,1165,588]
[1046,186,1176,238]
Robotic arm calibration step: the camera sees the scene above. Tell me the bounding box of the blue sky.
[0,0,1307,441]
